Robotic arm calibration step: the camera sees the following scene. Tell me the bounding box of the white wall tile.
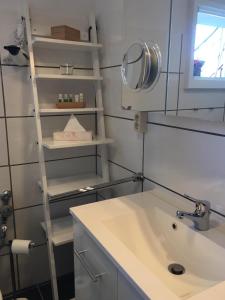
[12,157,96,210]
[15,205,45,244]
[95,0,124,66]
[105,116,143,172]
[149,113,225,135]
[7,117,38,165]
[0,119,8,166]
[102,67,134,119]
[46,156,96,179]
[11,163,42,209]
[97,159,142,200]
[122,73,167,112]
[7,116,95,165]
[166,73,179,111]
[0,71,4,117]
[2,66,33,117]
[178,108,224,122]
[169,0,188,73]
[0,166,11,195]
[15,192,96,246]
[144,118,225,213]
[177,75,225,110]
[123,0,170,72]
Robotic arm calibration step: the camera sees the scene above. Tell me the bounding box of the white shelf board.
[35,74,103,81]
[42,137,113,149]
[39,107,103,115]
[41,216,73,246]
[32,36,102,51]
[45,173,106,197]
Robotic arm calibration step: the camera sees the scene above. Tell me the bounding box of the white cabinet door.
[74,222,117,300]
[118,272,146,300]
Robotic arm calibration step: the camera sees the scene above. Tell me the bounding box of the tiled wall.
[1,0,225,296]
[0,0,100,295]
[95,0,225,217]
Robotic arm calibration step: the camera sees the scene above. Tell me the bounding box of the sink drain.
[168,263,185,275]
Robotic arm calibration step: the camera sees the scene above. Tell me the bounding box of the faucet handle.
[184,194,211,213]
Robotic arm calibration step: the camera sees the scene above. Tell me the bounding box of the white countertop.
[70,188,225,300]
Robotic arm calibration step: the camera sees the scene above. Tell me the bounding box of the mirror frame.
[121,41,162,93]
[186,0,225,89]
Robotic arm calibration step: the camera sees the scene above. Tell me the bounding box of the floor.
[3,273,74,300]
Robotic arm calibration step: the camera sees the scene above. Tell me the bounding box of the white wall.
[0,0,97,295]
[1,0,225,295]
[95,0,225,220]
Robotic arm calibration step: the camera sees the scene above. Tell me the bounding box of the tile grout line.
[0,154,96,169]
[164,0,173,114]
[0,52,21,289]
[176,34,183,116]
[144,176,225,219]
[148,121,225,137]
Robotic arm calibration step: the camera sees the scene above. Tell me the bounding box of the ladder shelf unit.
[24,2,111,299]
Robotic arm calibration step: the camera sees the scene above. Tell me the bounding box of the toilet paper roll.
[11,239,32,255]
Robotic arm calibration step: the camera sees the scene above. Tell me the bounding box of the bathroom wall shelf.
[25,4,111,299]
[44,173,106,197]
[41,216,73,246]
[35,74,103,81]
[39,107,104,115]
[42,137,114,149]
[32,36,103,51]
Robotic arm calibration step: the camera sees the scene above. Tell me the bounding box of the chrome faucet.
[176,195,211,231]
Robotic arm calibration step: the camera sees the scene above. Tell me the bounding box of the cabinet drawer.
[74,222,117,300]
[118,272,146,300]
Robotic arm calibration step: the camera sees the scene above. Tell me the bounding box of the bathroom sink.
[103,195,225,299]
[71,190,225,300]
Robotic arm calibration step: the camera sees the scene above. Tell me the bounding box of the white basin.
[104,200,225,299]
[71,190,225,300]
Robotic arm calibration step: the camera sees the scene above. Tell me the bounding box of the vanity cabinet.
[74,222,117,300]
[74,222,145,300]
[118,272,143,300]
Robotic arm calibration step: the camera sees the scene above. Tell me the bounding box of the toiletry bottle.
[75,94,79,103]
[79,93,84,103]
[69,94,73,103]
[58,94,63,103]
[64,94,68,102]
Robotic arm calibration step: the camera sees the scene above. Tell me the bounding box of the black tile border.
[148,121,225,137]
[144,176,225,219]
[0,154,96,169]
[107,158,225,220]
[164,0,173,114]
[0,52,21,285]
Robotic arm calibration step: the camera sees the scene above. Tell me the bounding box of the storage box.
[51,25,81,41]
[53,131,92,141]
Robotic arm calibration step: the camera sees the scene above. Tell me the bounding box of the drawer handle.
[74,248,105,283]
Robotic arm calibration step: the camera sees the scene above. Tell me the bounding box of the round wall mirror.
[121,41,161,92]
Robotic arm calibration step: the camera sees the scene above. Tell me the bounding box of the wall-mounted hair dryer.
[3,45,29,65]
[3,16,29,66]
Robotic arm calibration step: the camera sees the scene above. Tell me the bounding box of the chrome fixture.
[121,41,162,92]
[176,195,211,231]
[0,190,12,246]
